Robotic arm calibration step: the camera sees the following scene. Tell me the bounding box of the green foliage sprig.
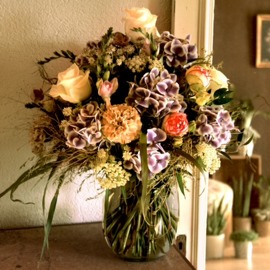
[37,50,76,65]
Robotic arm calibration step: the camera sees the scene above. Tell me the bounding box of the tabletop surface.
[0,222,195,270]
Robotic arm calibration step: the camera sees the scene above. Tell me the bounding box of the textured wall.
[0,0,171,229]
[213,0,270,176]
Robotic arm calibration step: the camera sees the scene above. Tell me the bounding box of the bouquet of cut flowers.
[0,7,240,260]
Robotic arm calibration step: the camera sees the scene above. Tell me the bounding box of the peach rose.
[185,65,210,93]
[49,64,91,103]
[162,112,189,137]
[123,7,159,42]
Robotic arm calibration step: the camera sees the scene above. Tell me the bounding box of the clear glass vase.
[102,175,180,261]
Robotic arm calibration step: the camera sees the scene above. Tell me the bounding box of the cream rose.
[208,68,228,92]
[195,91,211,106]
[123,7,159,42]
[49,63,91,103]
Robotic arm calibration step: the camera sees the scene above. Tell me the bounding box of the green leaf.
[174,149,208,195]
[121,186,127,205]
[41,174,64,259]
[139,132,150,221]
[176,173,185,198]
[241,134,254,146]
[42,160,62,217]
[213,97,233,105]
[0,159,55,204]
[176,149,207,177]
[213,88,229,98]
[212,88,233,105]
[218,150,232,161]
[53,51,61,57]
[37,50,76,65]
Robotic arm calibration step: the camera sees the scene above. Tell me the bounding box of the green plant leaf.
[176,172,185,198]
[0,159,55,204]
[37,50,76,65]
[241,134,254,146]
[175,149,207,179]
[139,132,150,221]
[41,173,64,259]
[213,97,233,105]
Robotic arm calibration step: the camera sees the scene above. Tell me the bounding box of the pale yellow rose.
[49,63,91,103]
[195,91,211,106]
[123,7,159,42]
[208,68,228,93]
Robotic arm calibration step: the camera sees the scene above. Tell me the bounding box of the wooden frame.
[256,14,270,68]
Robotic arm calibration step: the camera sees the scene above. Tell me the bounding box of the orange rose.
[162,112,189,137]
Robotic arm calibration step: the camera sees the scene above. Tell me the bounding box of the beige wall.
[0,0,172,229]
[213,0,270,177]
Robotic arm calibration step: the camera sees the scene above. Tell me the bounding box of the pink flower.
[97,77,118,107]
[162,112,189,137]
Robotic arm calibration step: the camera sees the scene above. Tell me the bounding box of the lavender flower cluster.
[124,128,170,179]
[159,31,198,68]
[64,101,105,151]
[126,68,187,119]
[196,106,235,148]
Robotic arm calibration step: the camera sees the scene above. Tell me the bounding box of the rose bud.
[97,77,119,107]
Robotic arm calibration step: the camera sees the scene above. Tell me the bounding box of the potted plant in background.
[206,196,228,259]
[231,173,253,231]
[229,96,270,156]
[252,176,270,237]
[230,230,258,259]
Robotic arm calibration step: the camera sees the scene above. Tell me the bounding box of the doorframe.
[172,1,215,269]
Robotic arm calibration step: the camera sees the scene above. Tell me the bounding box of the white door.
[172,1,215,269]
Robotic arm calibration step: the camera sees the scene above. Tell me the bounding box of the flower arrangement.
[0,7,239,259]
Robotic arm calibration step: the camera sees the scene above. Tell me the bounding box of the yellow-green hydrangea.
[195,142,221,174]
[62,107,73,116]
[125,54,148,73]
[96,161,131,189]
[148,58,164,71]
